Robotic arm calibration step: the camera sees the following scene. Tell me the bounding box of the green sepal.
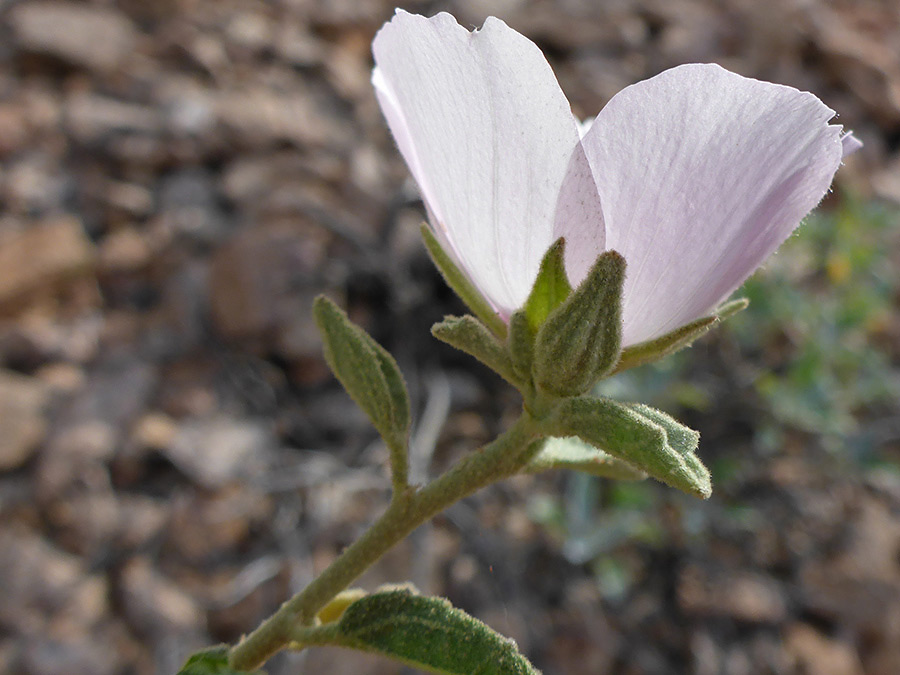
[716,297,749,320]
[613,297,749,374]
[523,237,572,333]
[613,315,718,374]
[313,296,410,488]
[178,646,264,675]
[533,250,625,397]
[549,396,711,498]
[524,436,647,481]
[507,310,535,382]
[334,589,539,675]
[432,315,518,386]
[421,224,507,339]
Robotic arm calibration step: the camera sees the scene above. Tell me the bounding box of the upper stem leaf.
[313,296,411,489]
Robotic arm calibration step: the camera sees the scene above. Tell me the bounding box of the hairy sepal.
[523,237,572,333]
[614,297,749,373]
[421,224,508,339]
[532,250,625,397]
[432,315,518,386]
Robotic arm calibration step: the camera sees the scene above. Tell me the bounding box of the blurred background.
[0,0,898,673]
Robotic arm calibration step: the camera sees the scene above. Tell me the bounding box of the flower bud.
[532,250,625,397]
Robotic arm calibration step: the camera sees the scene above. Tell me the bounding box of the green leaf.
[626,403,699,456]
[549,396,711,498]
[313,296,410,488]
[524,436,647,481]
[507,310,535,382]
[523,238,572,333]
[335,590,539,675]
[432,315,518,385]
[178,646,264,675]
[533,251,625,397]
[421,224,507,339]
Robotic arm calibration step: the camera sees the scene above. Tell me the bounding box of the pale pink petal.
[580,64,844,346]
[553,142,606,286]
[373,10,602,318]
[841,131,863,157]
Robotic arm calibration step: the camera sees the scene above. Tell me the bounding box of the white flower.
[372,10,857,346]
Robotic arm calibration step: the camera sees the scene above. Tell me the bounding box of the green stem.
[228,413,544,671]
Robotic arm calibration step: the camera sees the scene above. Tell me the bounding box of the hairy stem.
[228,412,544,670]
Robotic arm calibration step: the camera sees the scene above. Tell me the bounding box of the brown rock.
[800,561,900,636]
[323,33,373,100]
[678,564,788,623]
[38,360,157,499]
[104,182,154,219]
[224,11,274,54]
[215,87,343,148]
[0,218,95,316]
[10,2,139,72]
[34,362,87,395]
[98,227,152,273]
[0,530,109,634]
[167,486,272,562]
[0,104,30,157]
[131,412,178,452]
[208,225,327,360]
[0,370,51,471]
[20,636,119,675]
[65,94,162,143]
[799,497,900,642]
[786,623,864,675]
[162,415,274,488]
[119,558,205,637]
[841,499,900,584]
[47,492,168,557]
[873,153,900,206]
[274,24,325,67]
[3,153,71,215]
[811,6,900,125]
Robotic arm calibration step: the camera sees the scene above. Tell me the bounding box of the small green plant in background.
[733,196,900,458]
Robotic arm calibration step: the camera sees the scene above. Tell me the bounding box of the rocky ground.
[0,1,899,674]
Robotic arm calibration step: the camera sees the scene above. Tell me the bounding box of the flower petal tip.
[841,131,863,158]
